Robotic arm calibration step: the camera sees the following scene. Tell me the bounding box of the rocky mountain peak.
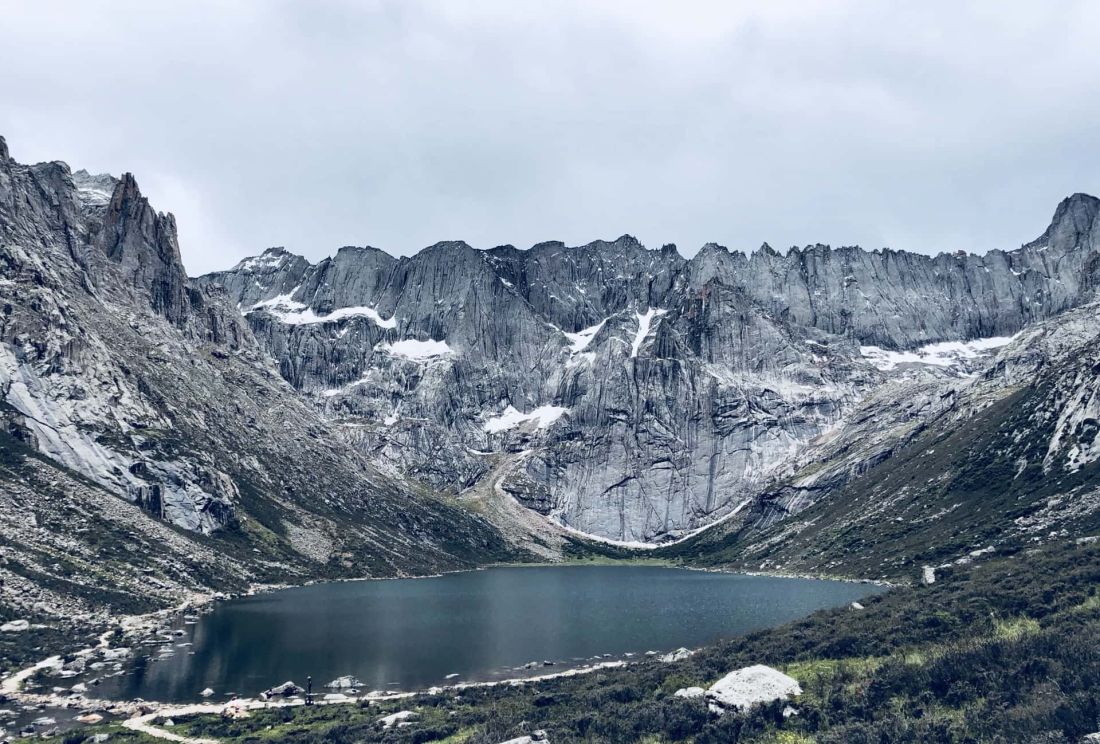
[1024,191,1100,252]
[612,233,642,248]
[0,134,8,162]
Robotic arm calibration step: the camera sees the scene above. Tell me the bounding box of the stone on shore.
[658,647,694,663]
[263,681,304,697]
[705,665,802,714]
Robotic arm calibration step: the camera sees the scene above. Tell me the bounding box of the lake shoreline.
[0,560,893,736]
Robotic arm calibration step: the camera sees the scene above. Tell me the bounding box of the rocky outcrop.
[200,194,1100,542]
[0,135,522,635]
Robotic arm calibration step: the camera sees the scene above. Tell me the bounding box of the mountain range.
[199,184,1100,544]
[2,134,1099,663]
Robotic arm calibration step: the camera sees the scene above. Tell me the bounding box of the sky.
[2,1,1099,276]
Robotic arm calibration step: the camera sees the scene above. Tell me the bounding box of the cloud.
[1,0,1098,274]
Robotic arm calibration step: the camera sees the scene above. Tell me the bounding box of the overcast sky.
[2,1,1099,276]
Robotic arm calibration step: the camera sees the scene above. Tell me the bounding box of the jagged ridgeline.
[199,190,1100,542]
[3,130,1100,593]
[0,136,525,642]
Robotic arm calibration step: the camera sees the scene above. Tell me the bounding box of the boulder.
[673,686,705,699]
[498,731,549,744]
[322,693,348,702]
[263,681,304,697]
[200,688,215,697]
[379,710,418,728]
[0,620,29,632]
[705,665,802,713]
[325,675,361,689]
[658,647,694,663]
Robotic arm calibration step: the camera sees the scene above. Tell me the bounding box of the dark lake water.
[91,566,882,703]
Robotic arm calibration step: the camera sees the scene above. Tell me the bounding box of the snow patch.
[234,252,288,272]
[251,301,398,329]
[631,307,667,358]
[484,405,568,433]
[563,320,606,354]
[72,170,117,207]
[377,339,453,361]
[860,335,1016,372]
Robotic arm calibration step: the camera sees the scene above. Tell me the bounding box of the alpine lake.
[65,565,886,704]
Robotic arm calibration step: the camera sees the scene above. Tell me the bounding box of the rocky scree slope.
[0,137,522,660]
[200,193,1100,543]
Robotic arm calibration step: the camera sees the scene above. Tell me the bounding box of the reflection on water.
[92,566,882,703]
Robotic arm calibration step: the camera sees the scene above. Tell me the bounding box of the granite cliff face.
[666,295,1100,578]
[0,137,523,640]
[200,193,1100,542]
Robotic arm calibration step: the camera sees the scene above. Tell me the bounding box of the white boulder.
[200,687,215,697]
[705,665,802,713]
[498,731,549,744]
[673,686,705,699]
[658,647,694,663]
[0,620,29,632]
[379,710,418,728]
[325,675,361,689]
